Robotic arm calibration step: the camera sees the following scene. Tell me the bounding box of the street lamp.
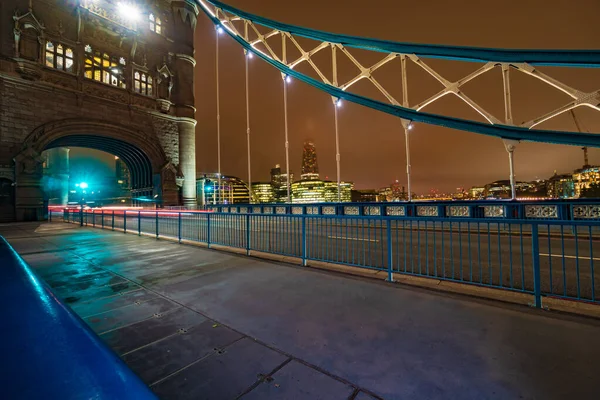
[117,2,141,22]
[77,182,89,226]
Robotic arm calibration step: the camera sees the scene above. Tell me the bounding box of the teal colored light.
[79,182,89,189]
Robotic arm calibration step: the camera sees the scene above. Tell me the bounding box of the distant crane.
[570,109,590,168]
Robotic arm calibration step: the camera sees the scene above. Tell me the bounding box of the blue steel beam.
[203,0,600,67]
[197,1,600,147]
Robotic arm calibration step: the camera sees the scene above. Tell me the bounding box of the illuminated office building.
[573,166,600,197]
[251,182,275,203]
[270,164,294,202]
[300,140,319,181]
[351,189,379,202]
[547,173,575,199]
[291,180,353,203]
[197,173,251,206]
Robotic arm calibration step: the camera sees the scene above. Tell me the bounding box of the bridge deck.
[3,222,600,400]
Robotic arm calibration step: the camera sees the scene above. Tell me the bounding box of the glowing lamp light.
[247,51,254,59]
[285,75,292,84]
[117,2,141,22]
[336,99,342,108]
[79,182,89,189]
[408,123,414,130]
[216,25,224,34]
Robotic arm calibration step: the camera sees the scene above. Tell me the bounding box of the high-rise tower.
[301,140,319,180]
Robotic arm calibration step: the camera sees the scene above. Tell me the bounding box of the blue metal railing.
[204,199,600,222]
[65,209,600,308]
[0,236,157,399]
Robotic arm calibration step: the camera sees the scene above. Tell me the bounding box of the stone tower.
[0,0,199,221]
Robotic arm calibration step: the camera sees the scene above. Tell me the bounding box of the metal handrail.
[0,236,157,399]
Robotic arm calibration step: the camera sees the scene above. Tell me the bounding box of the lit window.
[149,13,162,34]
[83,45,126,88]
[45,41,74,73]
[133,71,153,96]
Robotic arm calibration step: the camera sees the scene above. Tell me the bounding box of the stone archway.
[14,118,180,221]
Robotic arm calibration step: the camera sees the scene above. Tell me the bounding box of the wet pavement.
[3,222,600,399]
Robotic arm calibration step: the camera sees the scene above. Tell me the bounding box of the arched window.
[45,41,74,73]
[134,71,153,96]
[149,13,162,34]
[83,45,126,88]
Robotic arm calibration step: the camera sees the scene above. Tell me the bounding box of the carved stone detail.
[83,82,128,103]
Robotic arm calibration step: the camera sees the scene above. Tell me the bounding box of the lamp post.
[76,182,88,226]
[402,120,413,202]
[282,74,291,203]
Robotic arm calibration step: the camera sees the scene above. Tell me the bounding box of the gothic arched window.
[134,71,154,96]
[45,42,74,73]
[83,45,126,88]
[149,13,162,34]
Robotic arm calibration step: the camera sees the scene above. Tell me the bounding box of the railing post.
[178,212,182,243]
[79,207,83,227]
[138,211,141,236]
[101,210,104,229]
[112,210,115,231]
[124,211,127,233]
[246,214,251,256]
[155,211,159,239]
[49,209,52,222]
[302,216,307,266]
[531,223,542,308]
[92,210,96,227]
[387,218,393,282]
[207,213,211,248]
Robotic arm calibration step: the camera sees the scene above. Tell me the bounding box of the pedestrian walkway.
[3,222,600,400]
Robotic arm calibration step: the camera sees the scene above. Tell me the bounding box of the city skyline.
[193,0,600,193]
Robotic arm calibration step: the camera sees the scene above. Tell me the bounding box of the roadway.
[68,211,600,303]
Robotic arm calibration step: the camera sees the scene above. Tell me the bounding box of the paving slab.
[354,392,380,400]
[84,297,179,334]
[152,338,288,400]
[242,360,354,400]
[123,320,244,385]
[101,306,207,355]
[71,288,159,318]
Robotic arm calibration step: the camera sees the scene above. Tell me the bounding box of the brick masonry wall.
[0,76,179,166]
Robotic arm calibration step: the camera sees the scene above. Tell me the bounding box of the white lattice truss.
[199,1,600,132]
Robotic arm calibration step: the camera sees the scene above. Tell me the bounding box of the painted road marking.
[540,253,600,261]
[327,236,379,243]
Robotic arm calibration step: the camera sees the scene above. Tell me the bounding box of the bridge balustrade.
[65,204,600,309]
